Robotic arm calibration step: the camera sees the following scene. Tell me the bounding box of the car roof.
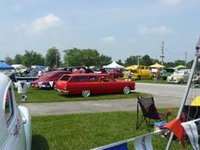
[0,73,11,102]
[0,73,11,111]
[53,70,71,73]
[64,73,110,77]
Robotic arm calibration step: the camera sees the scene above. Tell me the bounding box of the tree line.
[4,47,195,68]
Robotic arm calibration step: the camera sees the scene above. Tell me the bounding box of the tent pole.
[165,39,200,150]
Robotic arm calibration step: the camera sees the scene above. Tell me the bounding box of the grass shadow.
[32,135,49,150]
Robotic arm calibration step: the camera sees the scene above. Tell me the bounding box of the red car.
[55,74,135,97]
[32,70,71,88]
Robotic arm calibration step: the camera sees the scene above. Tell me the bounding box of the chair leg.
[144,118,150,131]
[136,116,145,130]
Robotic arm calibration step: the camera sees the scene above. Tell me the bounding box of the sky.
[0,0,200,63]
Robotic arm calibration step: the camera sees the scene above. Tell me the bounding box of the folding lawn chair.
[136,96,172,131]
[182,105,200,122]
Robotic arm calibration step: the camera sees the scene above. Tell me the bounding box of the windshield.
[60,75,70,81]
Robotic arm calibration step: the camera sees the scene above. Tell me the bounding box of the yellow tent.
[150,63,165,68]
[174,65,186,70]
[191,96,200,106]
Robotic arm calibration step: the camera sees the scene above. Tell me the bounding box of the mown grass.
[15,87,149,103]
[135,79,169,84]
[31,110,192,150]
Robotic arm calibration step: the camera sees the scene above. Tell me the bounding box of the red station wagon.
[55,74,135,97]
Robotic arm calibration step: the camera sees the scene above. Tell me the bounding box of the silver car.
[0,73,31,150]
[167,69,190,83]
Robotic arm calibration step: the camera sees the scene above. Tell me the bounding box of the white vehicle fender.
[18,106,32,150]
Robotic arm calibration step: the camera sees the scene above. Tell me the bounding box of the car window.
[57,73,65,79]
[60,75,70,81]
[102,76,114,82]
[88,76,98,82]
[72,76,88,82]
[5,87,14,125]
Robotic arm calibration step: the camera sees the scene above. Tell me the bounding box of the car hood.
[35,75,53,82]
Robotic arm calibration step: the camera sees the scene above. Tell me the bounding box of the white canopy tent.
[103,61,124,69]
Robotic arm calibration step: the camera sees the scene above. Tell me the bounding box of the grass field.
[15,83,191,149]
[31,110,192,150]
[14,87,150,103]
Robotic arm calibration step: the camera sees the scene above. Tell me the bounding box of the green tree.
[174,60,185,66]
[64,48,106,67]
[64,48,82,67]
[45,47,61,68]
[81,49,100,67]
[14,54,23,64]
[5,56,13,65]
[99,54,112,67]
[124,55,139,66]
[22,50,45,67]
[141,55,153,66]
[164,62,176,68]
[116,59,124,66]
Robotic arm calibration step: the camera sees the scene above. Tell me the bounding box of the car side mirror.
[21,117,27,124]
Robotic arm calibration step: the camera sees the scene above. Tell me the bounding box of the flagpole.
[165,39,200,150]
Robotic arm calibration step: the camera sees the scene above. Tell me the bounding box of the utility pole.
[185,51,187,67]
[160,41,165,64]
[55,50,58,68]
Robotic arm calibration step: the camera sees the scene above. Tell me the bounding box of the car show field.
[31,110,186,150]
[1,1,200,149]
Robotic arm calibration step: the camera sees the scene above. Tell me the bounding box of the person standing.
[128,70,132,81]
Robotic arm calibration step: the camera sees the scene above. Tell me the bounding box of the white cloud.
[30,14,63,36]
[101,36,116,44]
[138,25,171,35]
[157,0,183,5]
[16,14,64,36]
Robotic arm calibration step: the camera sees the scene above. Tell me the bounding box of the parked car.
[32,70,71,88]
[55,74,135,97]
[167,69,190,83]
[124,65,154,80]
[107,69,124,78]
[0,73,31,150]
[161,68,175,80]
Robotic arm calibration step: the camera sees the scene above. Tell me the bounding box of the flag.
[21,82,25,89]
[182,121,199,150]
[49,81,54,87]
[103,142,128,150]
[162,118,185,146]
[135,135,153,150]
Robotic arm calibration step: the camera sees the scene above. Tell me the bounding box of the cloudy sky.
[0,0,200,62]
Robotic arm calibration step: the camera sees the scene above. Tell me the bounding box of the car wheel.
[123,86,130,94]
[179,79,184,84]
[82,90,91,97]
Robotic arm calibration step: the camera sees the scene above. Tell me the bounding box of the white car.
[0,73,31,150]
[167,69,190,83]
